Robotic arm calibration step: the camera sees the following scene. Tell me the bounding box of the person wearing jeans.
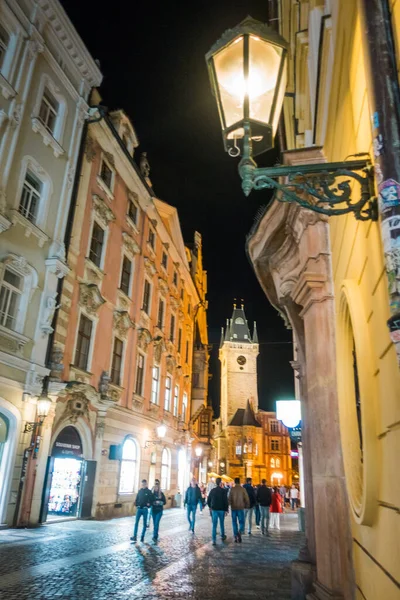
[207,477,228,545]
[131,479,154,543]
[228,477,250,543]
[243,477,257,535]
[184,477,202,533]
[151,481,166,542]
[256,479,272,536]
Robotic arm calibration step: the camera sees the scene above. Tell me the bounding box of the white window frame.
[142,278,152,315]
[110,335,125,387]
[119,253,133,298]
[182,392,188,422]
[119,436,140,494]
[160,447,171,491]
[0,255,38,335]
[173,384,179,417]
[72,309,97,373]
[14,156,53,233]
[97,153,115,198]
[0,5,23,97]
[32,74,67,156]
[135,352,146,397]
[151,365,160,405]
[164,375,172,412]
[87,217,108,271]
[127,192,139,229]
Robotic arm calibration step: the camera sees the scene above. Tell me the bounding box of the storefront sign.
[52,426,83,458]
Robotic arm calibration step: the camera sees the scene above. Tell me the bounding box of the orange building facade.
[31,101,210,523]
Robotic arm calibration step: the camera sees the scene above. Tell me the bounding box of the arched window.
[119,437,138,494]
[276,458,281,468]
[235,440,242,455]
[161,448,171,491]
[270,457,275,468]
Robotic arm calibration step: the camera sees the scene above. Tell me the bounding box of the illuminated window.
[173,385,179,417]
[161,448,171,490]
[276,458,281,468]
[270,458,275,468]
[135,354,145,396]
[151,366,160,405]
[164,376,172,412]
[236,440,242,455]
[119,437,138,493]
[182,392,188,422]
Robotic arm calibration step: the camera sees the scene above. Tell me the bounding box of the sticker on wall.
[379,179,400,212]
[371,111,379,129]
[374,163,383,185]
[373,133,384,158]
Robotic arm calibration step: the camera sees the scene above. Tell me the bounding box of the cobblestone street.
[0,509,303,600]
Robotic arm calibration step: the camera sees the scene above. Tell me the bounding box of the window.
[135,354,145,396]
[270,457,275,468]
[188,302,191,316]
[120,256,132,296]
[19,171,42,224]
[185,340,189,363]
[119,438,138,494]
[164,376,172,411]
[271,439,280,451]
[276,458,281,468]
[74,314,93,371]
[173,385,179,416]
[157,299,165,329]
[169,314,175,342]
[111,337,123,385]
[142,280,151,314]
[0,25,9,69]
[89,222,105,268]
[178,328,182,353]
[99,159,113,190]
[151,366,160,404]
[200,413,209,437]
[0,268,22,330]
[161,448,171,491]
[127,197,138,225]
[173,271,178,287]
[148,228,155,250]
[182,392,188,422]
[270,420,279,433]
[180,288,184,300]
[236,440,242,455]
[161,252,168,269]
[38,89,59,135]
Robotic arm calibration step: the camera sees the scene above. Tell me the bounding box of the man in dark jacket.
[256,479,272,535]
[131,480,154,543]
[207,477,228,545]
[184,477,202,533]
[243,477,257,535]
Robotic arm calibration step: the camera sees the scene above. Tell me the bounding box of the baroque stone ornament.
[98,371,111,397]
[113,310,135,338]
[158,277,169,295]
[104,151,115,167]
[144,257,157,277]
[92,194,115,225]
[153,337,166,363]
[65,392,90,423]
[122,232,140,256]
[79,283,105,315]
[40,294,60,336]
[137,328,152,352]
[140,152,150,178]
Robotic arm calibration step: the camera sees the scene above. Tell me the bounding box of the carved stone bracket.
[122,232,140,256]
[45,257,69,279]
[144,257,157,277]
[113,310,135,338]
[92,194,115,225]
[79,283,106,315]
[158,277,169,295]
[137,328,152,352]
[170,294,180,310]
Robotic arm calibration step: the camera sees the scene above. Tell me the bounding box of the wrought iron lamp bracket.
[238,142,377,221]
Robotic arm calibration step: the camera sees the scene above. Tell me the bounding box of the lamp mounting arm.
[239,132,378,221]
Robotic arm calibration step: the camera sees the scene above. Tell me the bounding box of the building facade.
[0,0,101,527]
[213,305,291,485]
[31,99,210,524]
[247,1,400,599]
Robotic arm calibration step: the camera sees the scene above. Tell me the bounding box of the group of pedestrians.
[131,475,298,545]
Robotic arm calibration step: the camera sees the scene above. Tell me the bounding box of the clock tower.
[219,303,259,430]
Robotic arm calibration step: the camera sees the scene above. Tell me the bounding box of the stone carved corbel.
[137,328,152,352]
[113,310,135,338]
[122,232,140,256]
[92,194,116,225]
[79,283,106,315]
[144,257,157,277]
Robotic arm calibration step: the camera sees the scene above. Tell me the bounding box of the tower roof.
[224,303,254,343]
[228,400,261,427]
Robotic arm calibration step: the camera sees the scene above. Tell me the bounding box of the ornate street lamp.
[144,423,167,448]
[206,17,377,221]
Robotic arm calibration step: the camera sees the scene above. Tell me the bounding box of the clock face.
[237,355,247,366]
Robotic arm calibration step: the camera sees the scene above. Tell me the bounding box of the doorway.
[47,457,82,520]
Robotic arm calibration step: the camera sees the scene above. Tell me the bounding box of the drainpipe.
[358,0,400,364]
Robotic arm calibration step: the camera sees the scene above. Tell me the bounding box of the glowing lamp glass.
[37,394,51,419]
[276,400,301,429]
[157,424,167,439]
[195,446,203,457]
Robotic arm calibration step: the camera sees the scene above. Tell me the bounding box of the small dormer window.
[100,160,113,190]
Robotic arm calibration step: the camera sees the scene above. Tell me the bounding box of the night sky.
[61,0,294,413]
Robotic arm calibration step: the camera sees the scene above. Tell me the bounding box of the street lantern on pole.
[206,16,377,221]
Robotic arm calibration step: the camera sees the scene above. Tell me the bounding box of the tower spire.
[253,321,259,343]
[225,319,230,341]
[220,326,224,348]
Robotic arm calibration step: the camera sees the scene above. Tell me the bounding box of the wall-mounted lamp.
[195,446,203,458]
[144,423,167,448]
[24,389,52,433]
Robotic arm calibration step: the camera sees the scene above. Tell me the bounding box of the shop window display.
[47,457,82,518]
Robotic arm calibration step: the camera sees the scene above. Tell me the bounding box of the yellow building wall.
[321,2,400,598]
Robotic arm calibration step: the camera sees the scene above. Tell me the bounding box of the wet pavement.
[0,508,304,599]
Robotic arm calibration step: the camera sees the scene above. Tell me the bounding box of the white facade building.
[0,0,101,526]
